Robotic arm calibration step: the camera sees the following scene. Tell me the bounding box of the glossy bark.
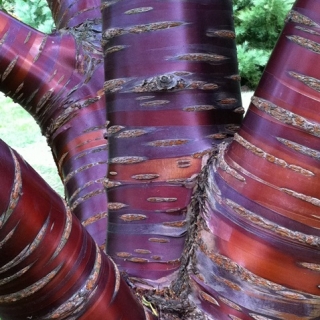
[47,0,101,29]
[102,0,242,288]
[191,0,320,318]
[0,3,108,248]
[0,0,242,318]
[0,0,149,318]
[2,0,320,319]
[0,140,146,319]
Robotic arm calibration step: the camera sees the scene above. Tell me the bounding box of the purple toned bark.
[4,0,320,318]
[0,139,147,320]
[190,0,320,318]
[0,3,108,248]
[47,0,101,29]
[102,0,243,289]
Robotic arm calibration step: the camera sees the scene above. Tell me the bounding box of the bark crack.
[103,21,185,41]
[0,150,22,229]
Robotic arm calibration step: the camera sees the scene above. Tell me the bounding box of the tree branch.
[191,0,320,318]
[0,9,108,248]
[102,0,243,291]
[0,139,149,319]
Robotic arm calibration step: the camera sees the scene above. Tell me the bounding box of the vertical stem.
[102,0,242,288]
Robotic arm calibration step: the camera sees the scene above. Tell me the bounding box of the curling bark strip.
[0,140,147,320]
[190,0,320,318]
[102,0,242,287]
[47,0,102,29]
[0,3,108,248]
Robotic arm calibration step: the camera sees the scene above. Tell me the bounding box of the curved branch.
[191,0,320,318]
[0,10,108,248]
[0,11,76,106]
[0,139,149,320]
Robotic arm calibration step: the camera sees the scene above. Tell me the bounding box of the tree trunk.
[0,0,241,318]
[102,0,242,290]
[190,0,320,318]
[1,0,320,319]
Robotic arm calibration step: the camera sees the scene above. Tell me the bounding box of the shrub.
[236,42,270,89]
[234,0,295,89]
[0,0,53,33]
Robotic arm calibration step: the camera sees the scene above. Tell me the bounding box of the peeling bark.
[0,140,147,319]
[188,0,320,318]
[102,0,242,292]
[2,0,320,319]
[0,3,108,248]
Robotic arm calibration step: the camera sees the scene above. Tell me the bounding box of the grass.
[0,93,64,196]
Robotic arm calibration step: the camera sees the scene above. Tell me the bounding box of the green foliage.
[0,0,53,33]
[234,0,295,89]
[236,42,270,89]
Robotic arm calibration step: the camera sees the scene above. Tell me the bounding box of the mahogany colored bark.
[191,0,320,318]
[0,140,147,320]
[5,0,320,318]
[0,1,151,318]
[0,3,108,248]
[102,0,243,287]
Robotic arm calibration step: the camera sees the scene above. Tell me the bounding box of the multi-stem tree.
[0,0,320,319]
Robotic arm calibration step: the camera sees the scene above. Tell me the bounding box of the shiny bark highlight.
[191,0,320,318]
[102,0,242,288]
[0,140,147,320]
[0,3,108,248]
